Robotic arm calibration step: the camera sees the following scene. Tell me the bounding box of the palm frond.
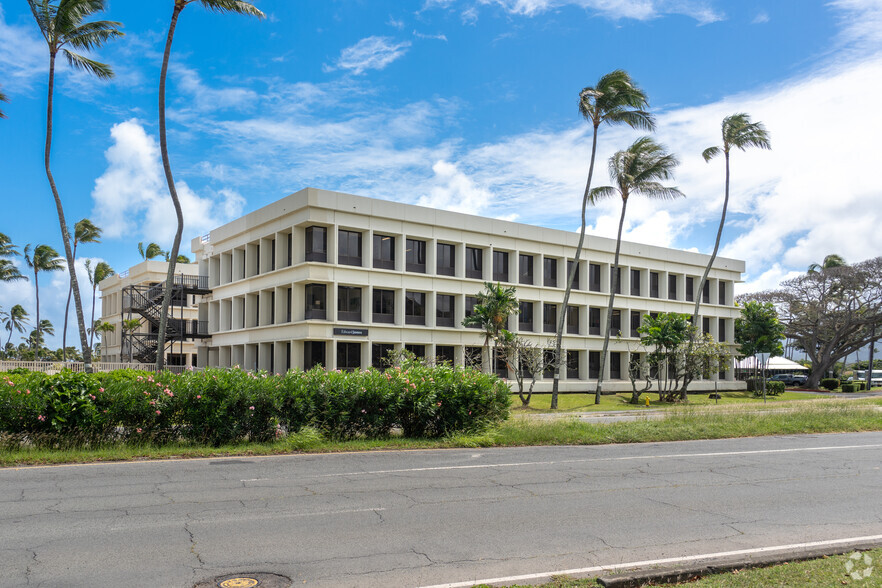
[199,0,266,17]
[26,0,53,42]
[62,49,114,79]
[74,218,102,244]
[62,20,124,51]
[588,186,618,205]
[634,183,685,200]
[702,146,721,162]
[605,108,655,131]
[722,113,771,152]
[0,85,8,119]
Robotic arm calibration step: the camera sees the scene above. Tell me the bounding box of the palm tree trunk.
[44,53,92,371]
[33,269,40,355]
[595,198,628,404]
[61,240,79,361]
[156,5,186,370]
[683,151,730,400]
[552,123,599,409]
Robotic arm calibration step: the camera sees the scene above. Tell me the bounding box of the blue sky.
[1,0,881,350]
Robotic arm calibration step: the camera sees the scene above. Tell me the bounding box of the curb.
[595,538,882,587]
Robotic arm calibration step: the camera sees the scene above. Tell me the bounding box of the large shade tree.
[589,137,684,403]
[747,257,882,388]
[23,244,64,355]
[551,70,655,410]
[28,0,122,371]
[155,0,265,370]
[62,219,102,360]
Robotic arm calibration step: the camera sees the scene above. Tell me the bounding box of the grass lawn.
[474,547,882,587]
[512,391,826,412]
[3,398,880,467]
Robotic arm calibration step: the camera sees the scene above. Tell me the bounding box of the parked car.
[768,373,807,386]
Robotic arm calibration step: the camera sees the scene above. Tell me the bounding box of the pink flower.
[196,395,201,399]
[249,406,255,410]
[155,410,161,415]
[25,389,30,395]
[361,409,367,414]
[436,402,442,406]
[89,395,96,400]
[37,415,46,422]
[98,388,104,392]
[136,428,142,433]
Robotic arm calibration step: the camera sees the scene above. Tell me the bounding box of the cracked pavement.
[1,432,881,587]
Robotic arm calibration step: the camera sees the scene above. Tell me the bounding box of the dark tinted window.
[650,272,660,298]
[589,307,601,335]
[304,284,326,319]
[543,303,557,333]
[372,343,394,370]
[519,301,533,331]
[610,309,621,335]
[719,281,726,305]
[373,234,395,270]
[630,311,641,337]
[703,280,711,303]
[337,342,361,372]
[567,306,579,334]
[436,294,455,327]
[668,274,677,300]
[544,258,558,287]
[405,344,426,359]
[718,318,726,341]
[405,291,426,325]
[610,352,621,380]
[519,254,533,285]
[589,263,601,291]
[373,289,394,323]
[464,296,479,328]
[566,350,579,379]
[436,345,455,365]
[630,269,641,296]
[437,243,455,276]
[466,247,483,279]
[304,341,325,370]
[406,239,426,273]
[611,267,622,294]
[338,230,362,266]
[567,260,580,290]
[305,226,327,262]
[338,286,362,322]
[493,250,509,282]
[589,351,600,379]
[686,277,695,302]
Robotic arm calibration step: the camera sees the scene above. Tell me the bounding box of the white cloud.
[414,30,449,41]
[90,119,245,247]
[475,0,724,23]
[172,65,258,112]
[0,5,47,91]
[417,160,496,215]
[329,36,412,74]
[752,11,769,24]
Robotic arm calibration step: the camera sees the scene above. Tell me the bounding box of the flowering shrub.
[1,364,511,446]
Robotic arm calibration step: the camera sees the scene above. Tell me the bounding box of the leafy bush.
[752,380,785,397]
[0,365,511,447]
[820,378,840,391]
[840,383,857,393]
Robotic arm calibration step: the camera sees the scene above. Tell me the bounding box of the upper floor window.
[464,296,479,328]
[702,280,711,303]
[686,276,695,302]
[304,283,326,320]
[406,239,426,273]
[305,226,327,262]
[373,289,394,324]
[405,291,426,325]
[668,274,678,300]
[589,263,601,292]
[544,258,558,287]
[338,229,362,266]
[437,243,455,276]
[649,272,660,298]
[589,307,601,335]
[567,260,580,290]
[630,269,641,296]
[493,250,509,282]
[610,309,621,335]
[718,318,727,341]
[373,234,395,270]
[567,306,579,334]
[338,286,362,322]
[519,301,534,332]
[719,281,726,305]
[436,294,455,327]
[519,254,534,285]
[610,266,622,294]
[702,316,711,334]
[630,310,641,337]
[466,247,483,279]
[543,303,557,333]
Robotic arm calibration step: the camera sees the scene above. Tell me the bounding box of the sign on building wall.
[333,328,368,336]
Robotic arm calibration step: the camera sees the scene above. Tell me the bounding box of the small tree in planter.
[497,330,544,406]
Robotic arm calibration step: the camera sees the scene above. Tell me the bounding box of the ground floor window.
[337,342,361,372]
[610,351,621,380]
[371,343,394,370]
[304,340,325,370]
[435,345,455,365]
[566,350,579,379]
[404,344,426,359]
[589,351,600,379]
[465,346,482,369]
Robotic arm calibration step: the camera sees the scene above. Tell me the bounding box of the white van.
[850,370,882,387]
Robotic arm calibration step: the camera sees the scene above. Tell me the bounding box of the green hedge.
[820,378,840,391]
[751,380,784,397]
[0,364,510,447]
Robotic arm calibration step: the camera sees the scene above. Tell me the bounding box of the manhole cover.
[194,572,291,588]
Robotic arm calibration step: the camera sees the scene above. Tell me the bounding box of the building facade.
[190,188,746,391]
[99,260,207,366]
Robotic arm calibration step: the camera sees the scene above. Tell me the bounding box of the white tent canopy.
[736,355,809,371]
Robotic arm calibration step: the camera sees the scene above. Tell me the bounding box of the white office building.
[185,188,745,392]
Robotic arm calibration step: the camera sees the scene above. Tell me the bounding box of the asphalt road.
[2,432,882,588]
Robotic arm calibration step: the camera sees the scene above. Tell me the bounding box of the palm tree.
[28,320,55,353]
[23,244,65,354]
[138,242,166,260]
[551,70,656,409]
[62,219,102,360]
[4,305,29,348]
[155,0,264,370]
[807,254,846,274]
[462,282,520,374]
[86,260,114,351]
[28,0,122,371]
[0,233,27,283]
[0,85,7,118]
[694,114,770,325]
[589,137,684,404]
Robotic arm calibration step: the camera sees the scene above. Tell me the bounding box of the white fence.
[0,361,193,374]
